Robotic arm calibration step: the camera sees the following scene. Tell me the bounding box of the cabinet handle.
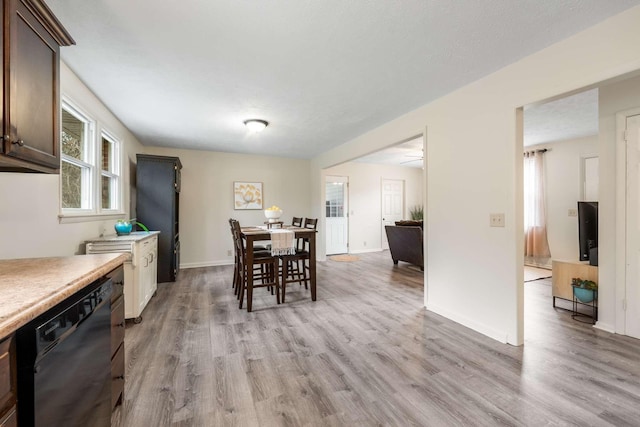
[149,253,154,262]
[12,139,25,147]
[144,256,149,267]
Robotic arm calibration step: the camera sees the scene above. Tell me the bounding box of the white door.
[326,176,349,255]
[625,114,640,339]
[381,179,404,250]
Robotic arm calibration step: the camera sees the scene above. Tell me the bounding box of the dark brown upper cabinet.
[0,0,74,173]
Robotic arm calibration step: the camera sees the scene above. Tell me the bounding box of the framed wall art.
[234,181,263,210]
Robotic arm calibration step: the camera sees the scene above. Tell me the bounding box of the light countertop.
[0,253,128,338]
[85,230,160,243]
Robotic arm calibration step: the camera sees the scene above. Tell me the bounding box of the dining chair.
[279,217,318,303]
[229,218,240,291]
[292,217,303,227]
[231,220,280,311]
[230,219,272,299]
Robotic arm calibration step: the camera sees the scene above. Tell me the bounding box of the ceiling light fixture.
[244,119,269,133]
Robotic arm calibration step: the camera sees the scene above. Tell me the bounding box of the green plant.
[118,219,150,232]
[409,205,424,220]
[571,277,597,290]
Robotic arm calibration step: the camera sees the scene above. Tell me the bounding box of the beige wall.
[0,62,143,259]
[323,162,423,253]
[141,146,312,267]
[310,6,640,345]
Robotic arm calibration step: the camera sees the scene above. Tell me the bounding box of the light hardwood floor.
[114,252,640,426]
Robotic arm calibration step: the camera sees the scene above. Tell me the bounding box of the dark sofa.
[385,220,424,270]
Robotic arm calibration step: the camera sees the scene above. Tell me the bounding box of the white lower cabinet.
[86,231,160,322]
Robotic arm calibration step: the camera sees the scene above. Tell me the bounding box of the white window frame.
[100,130,122,213]
[60,99,95,214]
[59,97,125,222]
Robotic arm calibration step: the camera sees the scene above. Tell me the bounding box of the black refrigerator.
[136,154,182,282]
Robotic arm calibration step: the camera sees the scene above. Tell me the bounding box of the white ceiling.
[357,88,599,167]
[48,1,638,159]
[523,88,598,146]
[355,137,424,168]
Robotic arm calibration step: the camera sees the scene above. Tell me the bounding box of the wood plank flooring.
[113,252,640,426]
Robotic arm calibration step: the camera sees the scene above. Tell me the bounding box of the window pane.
[61,110,85,160]
[62,161,83,208]
[325,182,344,218]
[102,137,112,171]
[102,175,112,209]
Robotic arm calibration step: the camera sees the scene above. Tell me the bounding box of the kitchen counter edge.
[0,253,128,338]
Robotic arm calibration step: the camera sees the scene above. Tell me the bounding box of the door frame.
[615,107,640,334]
[325,175,349,255]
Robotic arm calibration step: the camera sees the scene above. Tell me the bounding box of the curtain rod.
[524,148,549,156]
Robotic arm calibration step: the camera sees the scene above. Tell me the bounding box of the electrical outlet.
[363,241,367,246]
[489,213,505,227]
[568,208,578,217]
[227,250,232,256]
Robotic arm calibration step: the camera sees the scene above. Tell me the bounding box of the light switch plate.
[568,208,578,217]
[490,213,505,227]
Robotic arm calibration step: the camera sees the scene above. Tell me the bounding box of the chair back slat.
[303,218,318,230]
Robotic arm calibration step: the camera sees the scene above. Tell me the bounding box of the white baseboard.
[593,321,615,334]
[348,248,383,254]
[181,260,233,269]
[427,303,510,344]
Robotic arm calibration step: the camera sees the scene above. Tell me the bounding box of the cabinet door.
[3,0,62,169]
[0,335,16,423]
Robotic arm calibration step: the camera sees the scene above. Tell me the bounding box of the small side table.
[264,221,283,229]
[571,285,598,324]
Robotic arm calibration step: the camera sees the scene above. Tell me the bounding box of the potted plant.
[114,219,150,236]
[571,277,598,303]
[409,205,424,221]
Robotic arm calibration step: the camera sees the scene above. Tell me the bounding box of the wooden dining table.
[240,225,317,312]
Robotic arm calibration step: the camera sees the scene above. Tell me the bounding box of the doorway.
[325,176,349,255]
[381,179,404,250]
[522,88,599,321]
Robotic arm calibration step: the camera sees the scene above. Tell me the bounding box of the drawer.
[0,335,15,418]
[111,294,125,356]
[0,406,16,427]
[108,265,125,302]
[111,343,125,409]
[140,236,157,255]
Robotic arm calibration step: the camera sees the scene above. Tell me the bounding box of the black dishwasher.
[16,276,112,427]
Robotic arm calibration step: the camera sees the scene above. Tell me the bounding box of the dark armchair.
[385,222,424,270]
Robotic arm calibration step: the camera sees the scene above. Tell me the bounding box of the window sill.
[58,212,126,224]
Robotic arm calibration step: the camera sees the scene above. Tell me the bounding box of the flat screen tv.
[578,201,598,263]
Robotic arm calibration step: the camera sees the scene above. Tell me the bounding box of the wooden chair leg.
[274,261,281,305]
[238,270,245,309]
[300,259,308,289]
[281,259,287,303]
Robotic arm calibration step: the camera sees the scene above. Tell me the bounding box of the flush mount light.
[244,119,269,133]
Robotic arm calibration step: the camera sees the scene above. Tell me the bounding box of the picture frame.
[234,181,263,210]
